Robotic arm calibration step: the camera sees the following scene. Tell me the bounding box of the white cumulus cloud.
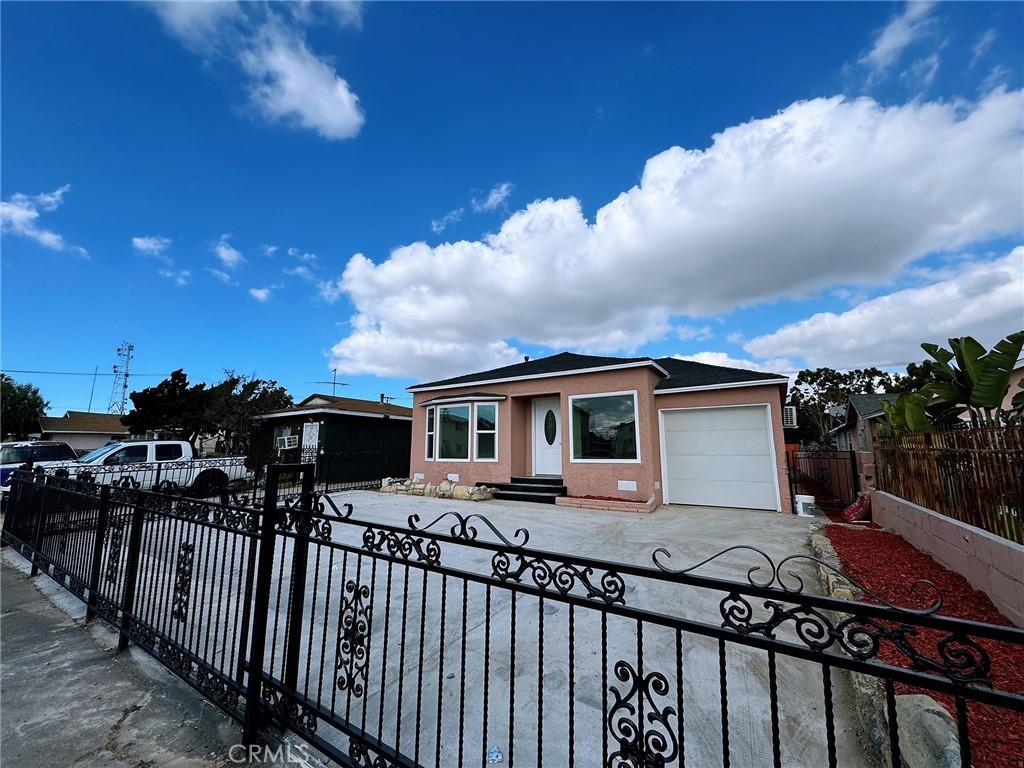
[471,182,513,213]
[213,234,244,269]
[0,184,87,257]
[744,249,1024,369]
[249,287,272,302]
[132,235,172,258]
[327,90,1022,381]
[158,268,192,287]
[674,352,796,376]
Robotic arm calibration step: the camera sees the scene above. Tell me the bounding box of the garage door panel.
[666,454,773,483]
[665,407,767,431]
[664,429,769,457]
[677,480,777,510]
[661,406,778,510]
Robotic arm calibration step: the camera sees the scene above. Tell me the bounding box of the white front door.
[533,397,562,476]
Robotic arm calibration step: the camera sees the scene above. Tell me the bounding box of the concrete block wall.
[872,490,1024,627]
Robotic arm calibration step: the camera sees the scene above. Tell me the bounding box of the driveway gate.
[2,466,1022,767]
[786,448,860,515]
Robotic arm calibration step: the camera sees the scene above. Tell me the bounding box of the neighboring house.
[831,393,901,490]
[253,394,413,480]
[407,352,791,512]
[1001,355,1024,412]
[36,410,131,452]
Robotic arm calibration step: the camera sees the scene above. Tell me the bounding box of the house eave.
[253,407,412,422]
[407,360,669,393]
[653,379,785,395]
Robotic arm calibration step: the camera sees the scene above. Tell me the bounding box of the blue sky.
[2,1,1022,415]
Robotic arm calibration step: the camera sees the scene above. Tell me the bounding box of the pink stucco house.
[407,352,792,513]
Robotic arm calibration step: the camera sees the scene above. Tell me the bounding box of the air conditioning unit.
[783,406,798,429]
[275,435,299,450]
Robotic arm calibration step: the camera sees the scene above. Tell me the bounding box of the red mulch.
[825,525,1024,768]
[572,494,636,502]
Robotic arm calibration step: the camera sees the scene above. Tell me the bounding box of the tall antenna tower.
[107,341,135,415]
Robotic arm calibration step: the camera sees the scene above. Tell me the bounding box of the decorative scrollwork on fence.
[491,552,626,605]
[261,682,317,735]
[276,493,332,541]
[607,659,679,768]
[313,492,354,520]
[349,738,397,767]
[408,511,530,548]
[719,592,992,685]
[654,546,943,614]
[170,542,196,622]
[361,528,441,565]
[336,579,372,698]
[105,520,125,584]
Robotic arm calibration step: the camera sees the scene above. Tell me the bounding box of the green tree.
[121,369,293,452]
[1,375,49,440]
[789,367,895,444]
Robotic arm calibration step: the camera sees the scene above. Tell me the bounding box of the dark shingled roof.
[288,394,412,418]
[848,393,901,421]
[653,357,787,391]
[408,352,658,391]
[408,351,787,392]
[38,411,130,434]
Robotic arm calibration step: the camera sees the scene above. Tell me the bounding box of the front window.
[438,405,470,460]
[475,403,497,460]
[570,392,639,462]
[1,444,76,464]
[155,443,184,461]
[78,443,122,463]
[425,408,435,460]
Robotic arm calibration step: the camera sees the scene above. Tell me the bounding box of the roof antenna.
[523,355,530,362]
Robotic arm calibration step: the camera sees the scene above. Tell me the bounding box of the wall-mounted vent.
[275,435,299,450]
[783,406,798,429]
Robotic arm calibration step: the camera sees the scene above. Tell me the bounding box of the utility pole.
[107,342,135,415]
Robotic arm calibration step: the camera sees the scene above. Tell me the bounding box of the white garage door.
[661,406,778,510]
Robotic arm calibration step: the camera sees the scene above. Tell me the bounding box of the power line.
[1,368,170,377]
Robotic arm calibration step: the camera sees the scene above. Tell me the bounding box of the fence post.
[243,465,284,745]
[30,477,54,577]
[116,492,146,653]
[282,467,315,690]
[86,485,111,622]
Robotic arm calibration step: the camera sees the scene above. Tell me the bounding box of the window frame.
[435,404,473,463]
[567,389,642,464]
[473,402,499,462]
[425,406,436,461]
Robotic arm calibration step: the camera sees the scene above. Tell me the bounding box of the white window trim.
[568,389,642,464]
[656,403,782,513]
[424,406,436,461]
[473,402,499,462]
[435,403,473,463]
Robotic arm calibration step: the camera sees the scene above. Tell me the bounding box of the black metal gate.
[3,467,1022,767]
[786,448,860,515]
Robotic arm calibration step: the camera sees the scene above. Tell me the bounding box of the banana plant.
[918,330,1024,428]
[881,392,932,433]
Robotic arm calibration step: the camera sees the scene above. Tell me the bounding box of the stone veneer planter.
[380,477,494,502]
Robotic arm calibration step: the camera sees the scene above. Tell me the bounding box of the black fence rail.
[3,467,1022,768]
[19,448,391,508]
[786,449,859,515]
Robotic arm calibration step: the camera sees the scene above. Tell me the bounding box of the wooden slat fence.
[875,424,1024,543]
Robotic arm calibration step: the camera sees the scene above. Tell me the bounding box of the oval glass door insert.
[544,410,557,445]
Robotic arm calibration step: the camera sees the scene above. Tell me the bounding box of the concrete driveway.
[293,492,870,768]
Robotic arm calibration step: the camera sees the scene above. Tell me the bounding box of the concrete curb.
[808,525,961,768]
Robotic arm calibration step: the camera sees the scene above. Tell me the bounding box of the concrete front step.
[485,481,569,495]
[510,476,565,486]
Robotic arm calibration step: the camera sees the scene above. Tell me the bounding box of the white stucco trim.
[407,360,669,393]
[420,394,507,406]
[657,403,783,513]
[254,408,412,422]
[653,379,784,395]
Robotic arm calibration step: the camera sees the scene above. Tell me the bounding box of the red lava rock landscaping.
[825,524,1024,768]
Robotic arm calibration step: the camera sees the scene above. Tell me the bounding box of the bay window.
[423,399,500,462]
[438,405,471,460]
[475,403,497,461]
[569,391,640,462]
[425,407,435,460]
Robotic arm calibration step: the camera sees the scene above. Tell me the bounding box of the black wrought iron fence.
[3,467,1022,768]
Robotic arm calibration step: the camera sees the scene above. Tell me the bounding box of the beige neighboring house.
[1002,356,1024,412]
[408,352,792,512]
[37,410,130,452]
[832,393,901,490]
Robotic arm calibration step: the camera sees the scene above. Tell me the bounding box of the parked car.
[1,440,79,505]
[30,439,248,496]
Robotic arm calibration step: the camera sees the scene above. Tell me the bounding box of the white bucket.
[794,494,816,517]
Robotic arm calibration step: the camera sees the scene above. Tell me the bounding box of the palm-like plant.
[917,331,1024,428]
[882,331,1024,432]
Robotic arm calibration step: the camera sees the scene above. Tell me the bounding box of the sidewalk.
[1,557,239,767]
